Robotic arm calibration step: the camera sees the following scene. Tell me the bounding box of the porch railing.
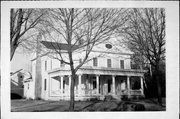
[50,89,98,97]
[130,89,142,95]
[50,89,143,97]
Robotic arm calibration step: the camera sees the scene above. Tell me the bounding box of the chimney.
[34,33,42,99]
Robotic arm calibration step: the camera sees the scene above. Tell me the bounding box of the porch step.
[112,95,121,101]
[100,95,121,101]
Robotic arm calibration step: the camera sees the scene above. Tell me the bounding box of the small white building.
[24,39,146,101]
[11,71,24,98]
[11,70,32,99]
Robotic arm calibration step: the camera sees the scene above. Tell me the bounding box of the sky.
[11,50,33,73]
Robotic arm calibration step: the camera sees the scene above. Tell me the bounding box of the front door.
[108,79,112,93]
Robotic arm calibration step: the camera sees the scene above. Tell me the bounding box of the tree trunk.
[68,52,75,111]
[155,63,162,105]
[10,44,17,61]
[69,70,76,111]
[156,73,162,104]
[10,40,18,61]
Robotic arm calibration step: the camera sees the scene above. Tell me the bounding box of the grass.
[11,99,93,112]
[11,98,166,112]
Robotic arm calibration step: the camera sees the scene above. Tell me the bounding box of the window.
[60,60,65,67]
[107,59,111,68]
[45,61,47,71]
[79,59,82,64]
[120,60,124,69]
[93,81,96,89]
[131,77,141,90]
[93,58,98,67]
[44,79,47,91]
[105,44,112,49]
[63,80,65,89]
[78,39,83,45]
[51,60,52,69]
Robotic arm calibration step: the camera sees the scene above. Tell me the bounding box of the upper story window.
[93,57,98,67]
[78,39,83,45]
[79,58,82,64]
[45,61,47,71]
[50,60,52,70]
[107,59,111,68]
[60,60,65,67]
[120,60,124,69]
[105,44,112,49]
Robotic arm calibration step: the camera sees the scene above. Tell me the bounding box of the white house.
[24,39,146,101]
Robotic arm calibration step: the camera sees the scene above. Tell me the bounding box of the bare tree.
[40,8,128,111]
[10,8,44,61]
[119,8,165,104]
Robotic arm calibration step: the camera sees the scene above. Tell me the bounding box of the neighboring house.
[11,69,32,99]
[11,70,24,99]
[23,72,33,99]
[24,39,146,101]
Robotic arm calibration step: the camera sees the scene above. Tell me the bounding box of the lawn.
[11,98,165,112]
[11,99,93,112]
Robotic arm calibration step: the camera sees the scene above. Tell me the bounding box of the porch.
[44,67,146,100]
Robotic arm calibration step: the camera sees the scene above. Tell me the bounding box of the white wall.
[30,39,133,99]
[24,61,36,99]
[80,51,131,69]
[40,51,131,70]
[24,80,35,99]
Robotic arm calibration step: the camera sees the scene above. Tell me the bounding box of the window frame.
[45,61,47,71]
[93,81,97,89]
[44,79,47,91]
[120,60,124,69]
[93,57,98,67]
[107,59,111,68]
[60,60,65,67]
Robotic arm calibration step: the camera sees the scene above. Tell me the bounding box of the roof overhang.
[41,41,79,51]
[48,67,147,77]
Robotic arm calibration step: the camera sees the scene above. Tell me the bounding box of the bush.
[104,95,113,101]
[11,93,22,99]
[134,104,145,111]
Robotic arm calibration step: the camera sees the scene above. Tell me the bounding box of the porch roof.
[48,67,147,77]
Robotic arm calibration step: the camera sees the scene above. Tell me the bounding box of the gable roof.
[41,41,79,51]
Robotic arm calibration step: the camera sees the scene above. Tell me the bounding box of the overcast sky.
[11,50,32,73]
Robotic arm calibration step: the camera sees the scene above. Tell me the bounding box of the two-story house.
[24,39,146,101]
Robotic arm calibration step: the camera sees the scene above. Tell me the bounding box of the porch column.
[127,76,130,97]
[60,76,63,94]
[78,74,82,96]
[49,77,52,97]
[96,75,100,94]
[140,76,144,95]
[112,75,116,95]
[69,75,71,95]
